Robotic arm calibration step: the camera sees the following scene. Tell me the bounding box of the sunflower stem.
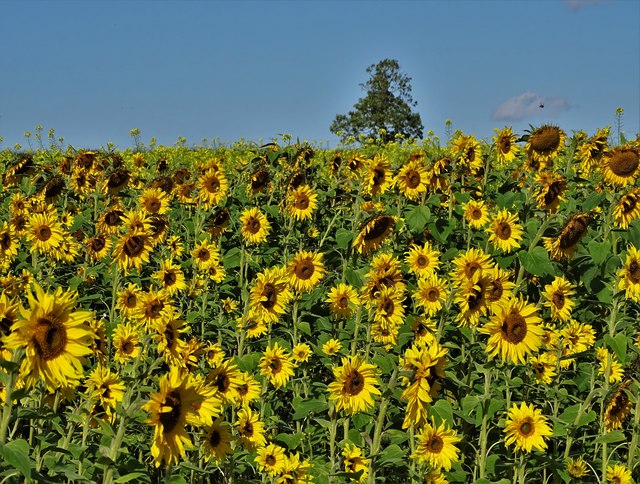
[627,391,640,469]
[478,370,492,479]
[328,405,338,482]
[0,351,21,445]
[368,367,399,484]
[102,408,128,484]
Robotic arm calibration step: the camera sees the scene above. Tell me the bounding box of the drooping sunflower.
[353,215,397,255]
[613,188,640,229]
[405,242,440,277]
[487,209,524,253]
[3,283,95,391]
[605,464,633,484]
[113,230,153,273]
[525,125,566,167]
[326,283,360,319]
[0,221,19,265]
[286,184,318,221]
[249,266,293,325]
[287,250,325,293]
[240,207,271,245]
[396,159,429,200]
[604,380,633,431]
[205,207,230,239]
[503,402,552,452]
[600,145,640,187]
[463,199,490,229]
[492,127,519,165]
[201,418,233,464]
[342,443,369,483]
[198,168,229,209]
[259,342,297,389]
[327,355,381,415]
[534,172,567,213]
[411,419,461,471]
[543,212,591,260]
[112,323,141,364]
[618,245,640,302]
[362,154,394,196]
[479,296,543,364]
[541,276,575,322]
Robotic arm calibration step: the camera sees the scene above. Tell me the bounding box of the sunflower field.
[0,123,639,483]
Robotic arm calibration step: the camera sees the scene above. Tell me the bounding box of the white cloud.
[492,91,570,121]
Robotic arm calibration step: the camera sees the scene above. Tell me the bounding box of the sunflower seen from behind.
[3,282,95,392]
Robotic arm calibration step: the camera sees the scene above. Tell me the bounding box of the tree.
[330,59,423,144]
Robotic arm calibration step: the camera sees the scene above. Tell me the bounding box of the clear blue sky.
[1,0,638,150]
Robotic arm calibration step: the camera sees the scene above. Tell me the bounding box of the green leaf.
[115,473,149,483]
[596,430,625,444]
[588,240,611,265]
[518,246,555,276]
[335,228,354,249]
[291,396,329,420]
[0,439,32,477]
[378,444,406,466]
[605,333,628,362]
[404,205,431,233]
[275,432,302,450]
[297,321,311,336]
[235,352,260,372]
[430,399,454,427]
[582,192,606,211]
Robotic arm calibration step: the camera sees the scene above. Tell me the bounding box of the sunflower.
[240,207,271,245]
[256,443,287,476]
[411,419,461,471]
[143,368,213,467]
[0,293,19,361]
[201,418,232,464]
[606,464,633,484]
[207,359,242,405]
[236,407,267,450]
[543,212,591,260]
[529,352,557,385]
[287,250,325,293]
[152,259,187,295]
[618,246,640,302]
[134,289,175,329]
[85,366,126,423]
[259,342,296,389]
[450,247,494,286]
[463,200,490,229]
[493,127,519,165]
[139,187,170,216]
[326,283,360,319]
[237,311,268,339]
[613,188,640,229]
[249,266,293,325]
[372,285,405,332]
[525,125,566,167]
[413,275,449,317]
[115,283,142,320]
[558,321,596,368]
[0,221,19,265]
[487,209,524,253]
[596,347,624,384]
[104,167,130,195]
[541,276,576,322]
[342,443,369,483]
[113,230,153,272]
[485,266,515,313]
[534,172,567,213]
[405,242,440,277]
[565,456,589,479]
[112,323,141,364]
[322,338,342,356]
[396,159,429,200]
[604,380,633,431]
[277,452,313,484]
[153,318,189,367]
[3,283,94,391]
[249,168,270,195]
[97,206,125,235]
[600,146,640,187]
[353,215,397,255]
[362,154,393,196]
[235,371,261,407]
[575,127,609,175]
[190,239,221,271]
[120,208,152,234]
[286,184,317,221]
[86,233,112,261]
[25,212,64,255]
[450,133,483,173]
[503,402,552,452]
[198,168,229,209]
[479,296,543,364]
[327,355,381,415]
[291,343,312,363]
[203,342,225,368]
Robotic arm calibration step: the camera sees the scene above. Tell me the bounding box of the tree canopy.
[330,59,424,144]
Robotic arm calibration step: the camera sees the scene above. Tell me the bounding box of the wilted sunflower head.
[525,125,566,166]
[601,146,640,187]
[353,215,397,255]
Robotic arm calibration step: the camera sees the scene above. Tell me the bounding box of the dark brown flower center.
[33,317,67,360]
[338,295,350,308]
[215,372,230,392]
[209,429,221,447]
[609,149,639,177]
[471,209,483,220]
[628,260,640,283]
[268,357,282,373]
[372,167,386,186]
[145,198,161,213]
[246,217,261,234]
[499,136,511,154]
[552,292,565,309]
[261,284,278,309]
[146,300,164,319]
[0,232,11,250]
[91,236,106,252]
[519,419,534,436]
[164,326,175,348]
[559,216,589,250]
[104,210,123,227]
[406,170,421,189]
[345,369,364,395]
[427,435,444,453]
[122,341,134,354]
[204,175,221,193]
[293,259,315,280]
[123,235,145,257]
[530,126,561,153]
[35,225,52,241]
[159,390,182,434]
[496,222,512,240]
[164,271,177,286]
[426,288,440,302]
[416,255,428,268]
[125,293,137,308]
[294,194,310,210]
[363,216,393,242]
[501,312,527,344]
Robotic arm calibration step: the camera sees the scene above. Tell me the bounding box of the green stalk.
[368,367,399,484]
[478,370,492,479]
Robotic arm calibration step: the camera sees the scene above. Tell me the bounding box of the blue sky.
[1,0,638,150]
